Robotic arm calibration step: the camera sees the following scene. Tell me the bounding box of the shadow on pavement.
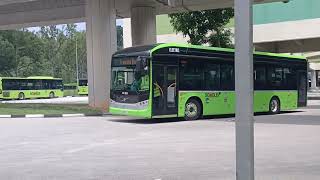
[110,111,310,125]
[109,118,185,124]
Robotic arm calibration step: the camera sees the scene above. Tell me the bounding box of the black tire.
[184,98,202,120]
[269,97,280,114]
[49,92,55,98]
[18,92,25,100]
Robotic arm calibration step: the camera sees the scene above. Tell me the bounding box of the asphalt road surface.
[0,105,319,180]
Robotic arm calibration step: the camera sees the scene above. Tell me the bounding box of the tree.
[0,23,122,81]
[0,30,45,76]
[117,26,123,50]
[0,36,15,76]
[38,25,67,78]
[169,9,234,48]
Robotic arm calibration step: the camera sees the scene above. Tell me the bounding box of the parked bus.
[63,83,78,97]
[0,76,63,100]
[110,43,307,120]
[78,79,88,96]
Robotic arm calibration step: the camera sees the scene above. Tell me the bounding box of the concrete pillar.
[234,0,254,180]
[131,6,157,46]
[311,70,317,90]
[86,0,117,109]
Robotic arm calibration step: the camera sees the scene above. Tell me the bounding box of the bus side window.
[179,59,204,90]
[283,67,297,90]
[267,65,283,89]
[205,63,220,90]
[254,65,267,90]
[220,64,234,90]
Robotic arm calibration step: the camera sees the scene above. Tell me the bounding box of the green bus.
[63,83,78,97]
[110,43,307,120]
[0,76,63,100]
[78,79,88,96]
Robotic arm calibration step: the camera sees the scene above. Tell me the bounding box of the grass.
[0,103,103,115]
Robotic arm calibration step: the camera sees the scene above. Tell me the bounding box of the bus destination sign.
[113,57,137,66]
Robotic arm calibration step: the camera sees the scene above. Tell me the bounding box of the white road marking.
[25,114,44,118]
[63,114,85,117]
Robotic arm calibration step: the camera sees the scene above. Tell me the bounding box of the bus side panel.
[1,90,21,99]
[178,91,236,117]
[1,90,63,99]
[78,86,88,95]
[254,91,298,112]
[178,90,298,117]
[64,89,78,97]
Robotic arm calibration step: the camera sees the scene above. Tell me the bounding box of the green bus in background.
[0,76,63,100]
[63,83,78,97]
[110,43,307,120]
[78,79,88,96]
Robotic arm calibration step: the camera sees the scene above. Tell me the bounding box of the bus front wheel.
[184,98,202,120]
[18,92,25,100]
[269,97,280,114]
[49,92,55,98]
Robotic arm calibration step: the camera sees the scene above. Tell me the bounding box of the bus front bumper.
[109,106,152,118]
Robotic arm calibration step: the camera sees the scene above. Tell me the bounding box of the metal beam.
[234,0,254,180]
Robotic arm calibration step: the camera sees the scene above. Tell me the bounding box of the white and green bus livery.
[110,43,307,120]
[0,76,63,100]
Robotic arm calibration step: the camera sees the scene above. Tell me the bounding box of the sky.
[27,19,123,32]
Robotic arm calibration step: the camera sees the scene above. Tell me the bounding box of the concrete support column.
[235,0,254,180]
[311,70,317,90]
[131,6,156,46]
[86,0,117,109]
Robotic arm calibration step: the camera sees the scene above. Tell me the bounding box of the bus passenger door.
[152,65,178,117]
[297,70,307,107]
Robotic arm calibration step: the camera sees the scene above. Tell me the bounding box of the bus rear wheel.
[184,99,202,120]
[49,92,55,98]
[269,97,280,114]
[18,92,25,100]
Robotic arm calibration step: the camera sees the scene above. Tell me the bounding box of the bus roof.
[151,43,306,60]
[0,76,62,80]
[113,43,306,60]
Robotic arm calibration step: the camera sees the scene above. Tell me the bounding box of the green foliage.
[169,9,234,48]
[117,26,123,50]
[0,37,15,76]
[0,24,124,82]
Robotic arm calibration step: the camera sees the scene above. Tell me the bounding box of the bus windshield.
[111,66,149,93]
[111,57,149,93]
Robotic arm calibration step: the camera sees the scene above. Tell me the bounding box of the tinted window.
[267,66,283,89]
[179,59,204,90]
[79,80,88,86]
[64,85,77,90]
[220,64,234,90]
[283,67,297,90]
[205,63,220,90]
[254,65,267,90]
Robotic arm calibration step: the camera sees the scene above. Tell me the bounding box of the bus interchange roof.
[113,43,306,61]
